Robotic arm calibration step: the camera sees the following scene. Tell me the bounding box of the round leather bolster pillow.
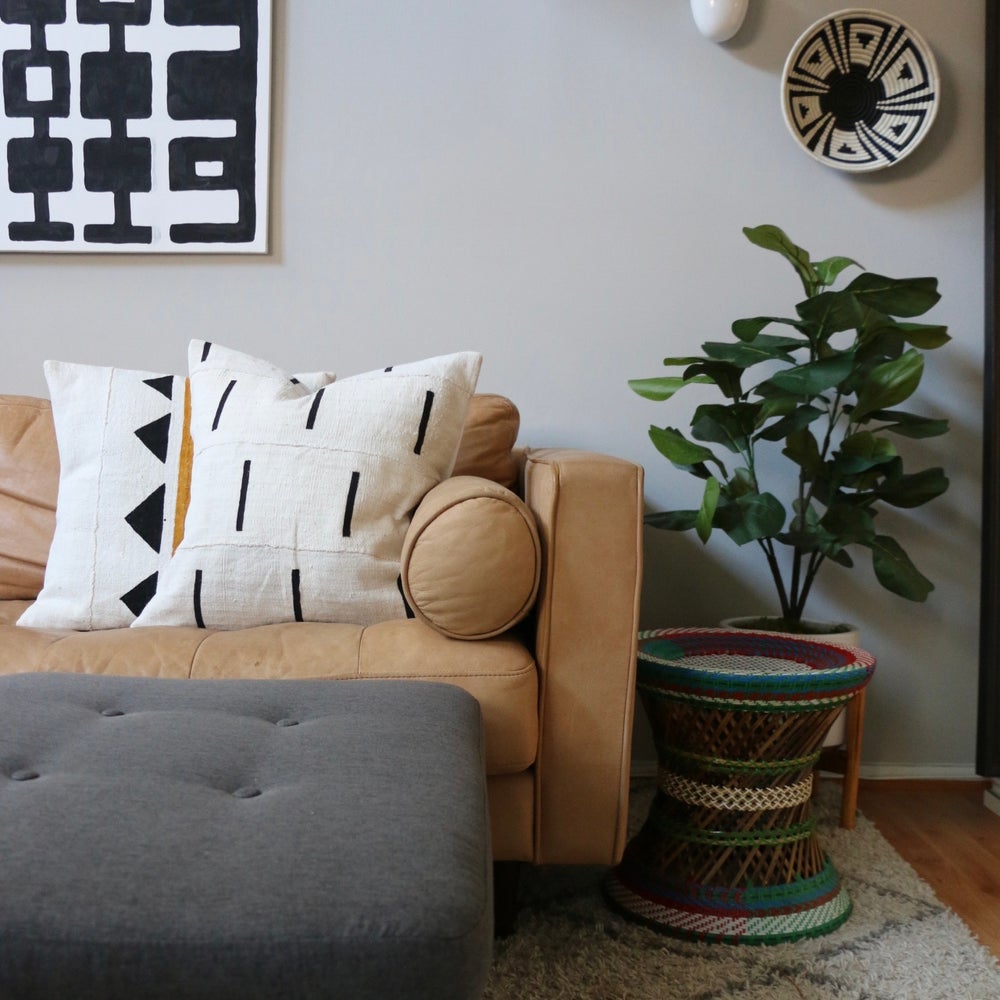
[400,476,541,640]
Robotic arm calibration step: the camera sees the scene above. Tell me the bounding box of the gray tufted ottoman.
[0,673,493,1000]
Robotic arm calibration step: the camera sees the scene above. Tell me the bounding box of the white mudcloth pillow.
[18,347,333,630]
[132,346,482,629]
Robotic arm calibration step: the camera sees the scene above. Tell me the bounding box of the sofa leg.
[493,861,523,938]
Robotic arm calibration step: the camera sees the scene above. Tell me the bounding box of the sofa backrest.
[454,393,520,489]
[0,397,59,599]
[0,392,520,601]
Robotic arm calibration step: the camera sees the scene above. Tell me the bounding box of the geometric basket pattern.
[781,9,938,172]
[604,628,875,945]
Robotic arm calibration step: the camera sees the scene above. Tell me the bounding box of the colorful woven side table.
[604,627,875,945]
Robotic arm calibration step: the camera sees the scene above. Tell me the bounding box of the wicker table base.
[604,628,875,945]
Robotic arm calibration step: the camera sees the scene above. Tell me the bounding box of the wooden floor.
[856,779,1000,960]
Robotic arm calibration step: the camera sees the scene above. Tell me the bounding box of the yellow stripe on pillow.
[173,377,193,553]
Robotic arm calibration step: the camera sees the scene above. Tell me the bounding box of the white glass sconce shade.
[690,0,749,42]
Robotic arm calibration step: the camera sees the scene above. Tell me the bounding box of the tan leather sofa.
[0,392,644,867]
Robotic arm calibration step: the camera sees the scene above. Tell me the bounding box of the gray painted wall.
[3,1,985,776]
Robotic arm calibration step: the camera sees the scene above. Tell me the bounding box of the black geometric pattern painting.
[782,10,938,173]
[0,0,270,252]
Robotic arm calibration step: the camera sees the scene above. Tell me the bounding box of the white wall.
[3,1,985,776]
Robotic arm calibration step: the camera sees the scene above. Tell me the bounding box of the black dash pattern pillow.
[17,348,334,631]
[131,345,482,629]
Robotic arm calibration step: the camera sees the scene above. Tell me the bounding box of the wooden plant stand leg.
[840,689,867,830]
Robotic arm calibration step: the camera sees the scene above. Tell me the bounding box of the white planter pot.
[718,617,861,747]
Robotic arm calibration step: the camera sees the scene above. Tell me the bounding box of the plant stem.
[793,551,826,620]
[758,537,791,619]
[789,546,803,617]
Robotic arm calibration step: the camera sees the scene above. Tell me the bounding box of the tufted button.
[101,708,124,718]
[276,718,299,728]
[233,786,261,799]
[11,770,39,781]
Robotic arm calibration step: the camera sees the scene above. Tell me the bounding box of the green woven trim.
[638,681,855,712]
[660,746,822,777]
[623,895,853,947]
[603,870,853,946]
[651,813,817,848]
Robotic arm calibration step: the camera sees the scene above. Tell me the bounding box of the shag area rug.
[483,782,1000,1000]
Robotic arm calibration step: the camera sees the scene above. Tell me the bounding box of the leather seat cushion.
[0,606,537,775]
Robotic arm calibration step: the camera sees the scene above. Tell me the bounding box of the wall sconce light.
[690,0,749,42]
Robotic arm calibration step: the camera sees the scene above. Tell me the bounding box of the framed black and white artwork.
[0,0,271,254]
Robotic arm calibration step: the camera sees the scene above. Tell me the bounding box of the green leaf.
[852,349,924,422]
[628,376,712,401]
[696,477,721,543]
[731,316,804,342]
[764,354,855,396]
[897,322,951,350]
[681,360,744,400]
[835,432,898,475]
[702,337,798,368]
[743,225,818,294]
[795,289,864,339]
[853,319,907,373]
[867,535,934,601]
[648,426,725,476]
[714,492,786,545]
[777,529,825,555]
[868,409,950,439]
[691,403,759,453]
[756,396,800,420]
[644,509,698,531]
[782,428,822,478]
[820,503,875,546]
[661,356,712,368]
[755,404,824,442]
[845,273,940,318]
[814,255,860,287]
[729,467,758,497]
[876,467,949,508]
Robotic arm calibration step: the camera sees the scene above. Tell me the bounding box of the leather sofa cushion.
[452,394,520,489]
[0,604,538,775]
[401,476,540,640]
[0,397,58,600]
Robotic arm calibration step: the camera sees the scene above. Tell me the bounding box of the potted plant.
[630,224,950,635]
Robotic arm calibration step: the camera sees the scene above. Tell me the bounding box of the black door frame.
[979,0,1000,776]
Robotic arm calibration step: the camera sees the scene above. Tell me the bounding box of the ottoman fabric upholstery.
[0,674,493,1000]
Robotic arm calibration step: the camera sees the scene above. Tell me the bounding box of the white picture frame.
[0,0,271,254]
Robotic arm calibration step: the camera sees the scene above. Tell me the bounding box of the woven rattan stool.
[604,628,875,945]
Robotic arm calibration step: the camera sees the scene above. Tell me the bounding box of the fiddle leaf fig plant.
[631,224,950,629]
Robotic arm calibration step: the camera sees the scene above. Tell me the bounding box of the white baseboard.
[630,759,982,782]
[856,763,982,781]
[985,780,1000,818]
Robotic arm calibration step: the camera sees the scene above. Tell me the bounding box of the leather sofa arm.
[520,448,644,864]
